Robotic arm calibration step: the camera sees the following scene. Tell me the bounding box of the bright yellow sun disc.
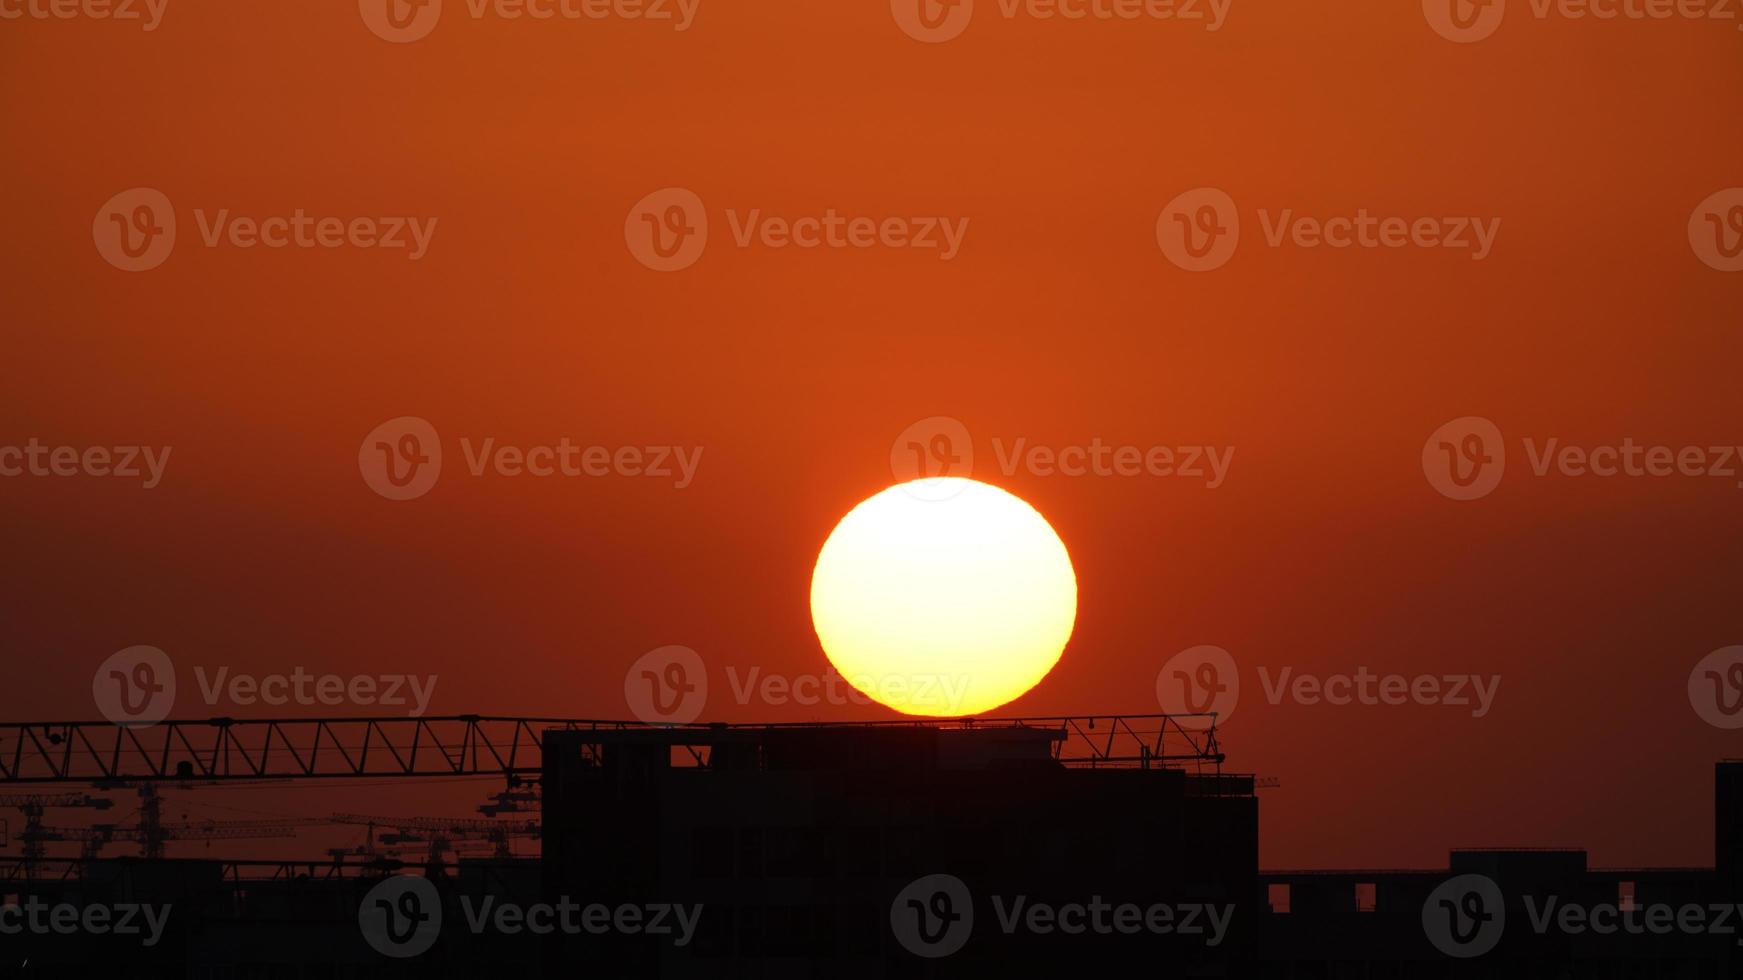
[809,478,1078,717]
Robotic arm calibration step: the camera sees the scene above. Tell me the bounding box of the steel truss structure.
[0,713,1222,784]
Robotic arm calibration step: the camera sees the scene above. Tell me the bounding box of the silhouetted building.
[5,731,1742,976]
[540,720,1254,976]
[1254,851,1736,977]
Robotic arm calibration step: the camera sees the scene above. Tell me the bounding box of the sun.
[809,478,1078,717]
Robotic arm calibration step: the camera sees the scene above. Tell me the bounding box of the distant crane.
[30,819,307,860]
[0,793,115,872]
[327,812,541,868]
[92,781,305,860]
[478,777,540,817]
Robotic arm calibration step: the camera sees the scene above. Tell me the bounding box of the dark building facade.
[1239,762,1743,977]
[540,720,1256,976]
[1255,851,1739,977]
[3,728,1741,976]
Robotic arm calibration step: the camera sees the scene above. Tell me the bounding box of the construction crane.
[0,717,584,783]
[478,777,540,817]
[0,714,1224,877]
[30,819,307,860]
[85,780,307,858]
[325,830,461,875]
[328,812,540,865]
[0,714,1222,783]
[0,793,115,872]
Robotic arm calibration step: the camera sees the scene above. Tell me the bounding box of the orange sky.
[3,0,1742,869]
